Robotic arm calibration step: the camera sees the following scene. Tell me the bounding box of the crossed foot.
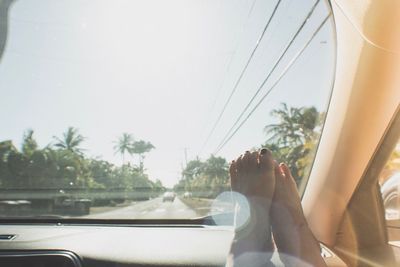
[227,149,326,267]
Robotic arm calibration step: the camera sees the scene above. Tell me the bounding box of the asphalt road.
[83,197,199,219]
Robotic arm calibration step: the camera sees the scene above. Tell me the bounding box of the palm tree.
[22,129,38,156]
[53,127,86,154]
[297,106,319,142]
[130,140,155,170]
[264,103,319,147]
[263,103,320,186]
[113,133,134,165]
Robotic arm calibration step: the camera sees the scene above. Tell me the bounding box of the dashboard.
[0,222,346,267]
[0,250,81,267]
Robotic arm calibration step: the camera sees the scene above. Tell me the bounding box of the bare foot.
[271,162,326,267]
[271,162,306,229]
[230,149,275,200]
[227,149,275,266]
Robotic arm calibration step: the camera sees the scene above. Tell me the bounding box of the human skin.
[271,162,326,267]
[226,149,275,267]
[227,149,326,267]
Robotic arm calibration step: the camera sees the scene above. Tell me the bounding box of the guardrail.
[0,188,160,201]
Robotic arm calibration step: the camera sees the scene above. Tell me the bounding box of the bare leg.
[226,149,276,267]
[271,162,326,267]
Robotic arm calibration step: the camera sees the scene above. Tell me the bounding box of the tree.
[182,158,204,180]
[131,140,155,171]
[113,133,134,165]
[203,155,229,196]
[22,129,38,156]
[0,129,163,201]
[7,150,28,187]
[0,141,16,187]
[0,140,16,160]
[153,179,164,192]
[53,127,86,154]
[176,155,229,198]
[203,155,228,180]
[88,159,117,188]
[264,103,319,147]
[263,104,320,186]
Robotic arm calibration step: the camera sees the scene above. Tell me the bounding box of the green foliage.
[113,133,134,164]
[53,127,86,154]
[264,103,319,147]
[263,103,322,186]
[113,134,155,170]
[0,129,163,199]
[174,104,322,196]
[181,158,204,181]
[175,155,229,198]
[22,129,38,156]
[130,140,155,170]
[1,102,322,202]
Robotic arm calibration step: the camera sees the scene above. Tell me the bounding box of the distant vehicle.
[162,192,175,202]
[183,192,192,198]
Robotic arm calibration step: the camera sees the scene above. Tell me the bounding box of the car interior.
[0,0,400,266]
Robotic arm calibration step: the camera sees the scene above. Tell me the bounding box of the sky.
[0,0,335,187]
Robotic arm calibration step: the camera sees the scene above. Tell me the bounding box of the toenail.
[260,148,267,154]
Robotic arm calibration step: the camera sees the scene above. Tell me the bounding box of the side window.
[379,138,400,240]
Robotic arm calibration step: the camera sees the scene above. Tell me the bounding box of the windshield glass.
[0,0,335,220]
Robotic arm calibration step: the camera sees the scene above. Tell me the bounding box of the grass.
[179,197,214,217]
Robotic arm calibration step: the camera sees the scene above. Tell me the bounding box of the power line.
[215,0,322,152]
[214,13,331,154]
[224,0,258,73]
[199,0,282,155]
[214,0,322,153]
[200,0,257,142]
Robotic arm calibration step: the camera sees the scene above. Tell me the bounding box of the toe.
[280,163,298,188]
[259,148,273,172]
[229,160,238,190]
[242,151,251,170]
[229,160,237,177]
[248,151,258,171]
[274,161,285,193]
[274,161,284,179]
[280,163,291,179]
[236,154,244,175]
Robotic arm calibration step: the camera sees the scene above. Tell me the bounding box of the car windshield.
[0,0,335,220]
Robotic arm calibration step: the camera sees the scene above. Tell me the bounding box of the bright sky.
[0,0,335,187]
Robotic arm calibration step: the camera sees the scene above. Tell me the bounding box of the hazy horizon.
[0,0,335,187]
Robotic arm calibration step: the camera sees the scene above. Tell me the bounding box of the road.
[83,197,199,219]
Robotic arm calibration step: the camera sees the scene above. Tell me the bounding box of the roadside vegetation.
[0,128,163,200]
[0,104,328,202]
[175,104,325,198]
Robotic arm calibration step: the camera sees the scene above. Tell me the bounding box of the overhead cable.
[214,13,331,154]
[214,0,322,153]
[199,0,283,155]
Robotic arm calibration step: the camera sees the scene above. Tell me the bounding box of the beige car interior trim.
[303,0,400,247]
